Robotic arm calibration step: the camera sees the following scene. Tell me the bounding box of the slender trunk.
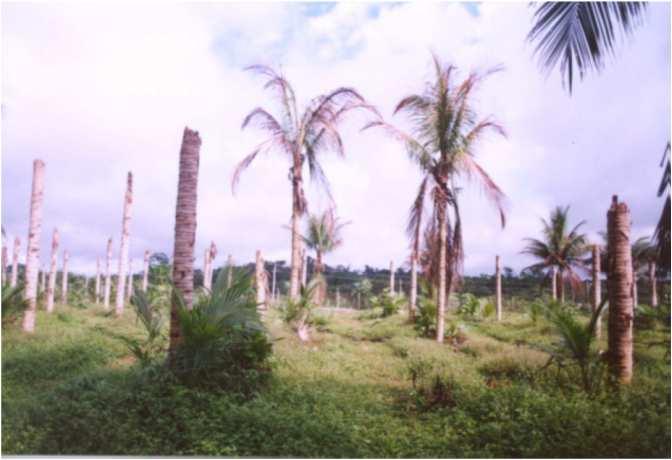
[592,245,602,339]
[336,288,340,309]
[115,172,133,316]
[607,196,634,385]
[495,255,502,321]
[46,228,59,313]
[125,258,133,301]
[409,252,417,321]
[289,163,303,300]
[436,200,447,343]
[255,250,267,309]
[142,250,150,293]
[632,271,638,308]
[168,127,201,367]
[61,251,69,304]
[202,248,210,290]
[551,266,557,301]
[389,260,395,294]
[558,270,565,303]
[1,243,7,285]
[104,238,112,309]
[11,237,20,287]
[649,261,658,307]
[301,249,308,287]
[95,256,101,303]
[315,250,326,305]
[39,268,45,295]
[272,263,277,303]
[226,254,233,288]
[22,159,45,333]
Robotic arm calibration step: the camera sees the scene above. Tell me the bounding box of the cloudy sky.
[2,1,670,277]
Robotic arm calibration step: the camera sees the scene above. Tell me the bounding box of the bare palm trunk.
[649,261,658,307]
[104,238,112,309]
[551,266,557,301]
[39,268,45,295]
[202,248,210,289]
[204,241,217,290]
[389,260,395,293]
[592,245,602,339]
[607,196,634,384]
[301,249,308,287]
[289,165,303,300]
[168,127,201,367]
[46,228,59,313]
[314,250,326,305]
[11,237,20,287]
[125,258,133,301]
[336,288,340,308]
[142,250,150,293]
[632,272,638,308]
[115,172,133,316]
[436,201,447,344]
[95,256,101,303]
[558,270,565,303]
[61,251,69,304]
[226,254,233,288]
[409,252,417,322]
[272,263,277,303]
[495,255,502,321]
[22,159,45,333]
[2,243,7,285]
[255,250,267,309]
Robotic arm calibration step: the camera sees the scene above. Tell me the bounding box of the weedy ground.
[2,301,670,457]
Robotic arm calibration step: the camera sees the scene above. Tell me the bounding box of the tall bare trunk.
[336,288,340,308]
[61,251,69,304]
[255,250,267,309]
[11,237,20,287]
[95,256,101,303]
[607,196,634,384]
[46,228,59,313]
[142,250,150,292]
[289,164,303,300]
[409,252,417,321]
[168,127,201,366]
[495,255,502,321]
[104,238,112,309]
[314,250,326,305]
[226,254,233,288]
[2,243,7,285]
[202,248,210,289]
[592,244,602,339]
[22,159,45,333]
[126,258,133,301]
[558,270,565,303]
[204,241,217,290]
[39,268,45,294]
[389,260,394,293]
[551,266,557,301]
[632,271,638,308]
[436,201,447,343]
[301,249,308,287]
[272,263,277,303]
[114,172,133,316]
[649,261,658,307]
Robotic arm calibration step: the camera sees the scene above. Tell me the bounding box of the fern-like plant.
[280,278,319,342]
[120,290,166,367]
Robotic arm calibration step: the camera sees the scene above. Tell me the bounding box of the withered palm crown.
[527,2,647,94]
[365,54,507,285]
[522,205,589,288]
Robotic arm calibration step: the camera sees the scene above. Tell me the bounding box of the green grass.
[2,302,670,457]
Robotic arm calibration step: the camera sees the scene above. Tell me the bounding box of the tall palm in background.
[365,55,507,343]
[528,2,647,94]
[630,236,656,307]
[300,209,349,305]
[654,142,670,270]
[522,206,588,302]
[233,65,377,301]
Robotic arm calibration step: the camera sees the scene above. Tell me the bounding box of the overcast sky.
[2,2,670,277]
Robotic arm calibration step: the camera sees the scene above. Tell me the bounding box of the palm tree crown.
[301,209,348,258]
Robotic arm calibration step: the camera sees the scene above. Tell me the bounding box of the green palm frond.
[528,2,647,93]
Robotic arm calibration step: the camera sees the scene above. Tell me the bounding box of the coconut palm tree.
[365,55,507,343]
[528,2,647,94]
[300,209,349,305]
[168,127,201,367]
[522,206,589,303]
[654,142,670,270]
[232,65,377,301]
[630,236,657,307]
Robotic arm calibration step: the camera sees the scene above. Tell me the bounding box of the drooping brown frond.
[231,139,273,193]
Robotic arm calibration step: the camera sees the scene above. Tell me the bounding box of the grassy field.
[2,301,670,457]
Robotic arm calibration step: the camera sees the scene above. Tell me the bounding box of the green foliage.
[172,271,273,395]
[369,289,404,318]
[526,298,545,324]
[414,295,437,337]
[118,290,166,367]
[2,283,26,328]
[457,293,480,319]
[481,300,495,318]
[279,279,318,328]
[637,302,671,330]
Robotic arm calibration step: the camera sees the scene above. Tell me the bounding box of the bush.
[457,293,480,319]
[414,296,436,338]
[172,271,273,396]
[118,290,166,367]
[2,283,26,328]
[369,289,404,318]
[481,300,495,318]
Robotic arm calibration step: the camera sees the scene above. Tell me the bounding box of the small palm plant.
[542,298,608,393]
[369,288,405,318]
[122,290,165,367]
[281,278,320,342]
[172,270,272,395]
[2,283,26,328]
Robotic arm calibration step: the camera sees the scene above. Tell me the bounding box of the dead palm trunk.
[2,243,7,285]
[46,229,59,313]
[95,256,101,303]
[39,268,45,295]
[389,260,394,293]
[632,270,638,308]
[142,250,150,293]
[607,196,634,384]
[495,255,502,321]
[409,252,417,321]
[226,254,233,288]
[125,258,133,301]
[649,261,658,307]
[551,266,557,301]
[272,263,277,303]
[436,200,448,343]
[104,238,112,309]
[289,163,303,300]
[204,241,217,290]
[22,159,45,333]
[168,127,201,367]
[255,250,267,309]
[11,237,20,287]
[592,244,602,339]
[115,172,133,317]
[61,251,69,304]
[301,249,308,287]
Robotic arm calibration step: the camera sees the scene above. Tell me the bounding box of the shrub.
[118,290,166,367]
[526,298,545,324]
[414,296,436,338]
[279,279,320,341]
[369,289,404,318]
[2,283,26,328]
[457,293,480,319]
[172,271,273,396]
[481,300,495,318]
